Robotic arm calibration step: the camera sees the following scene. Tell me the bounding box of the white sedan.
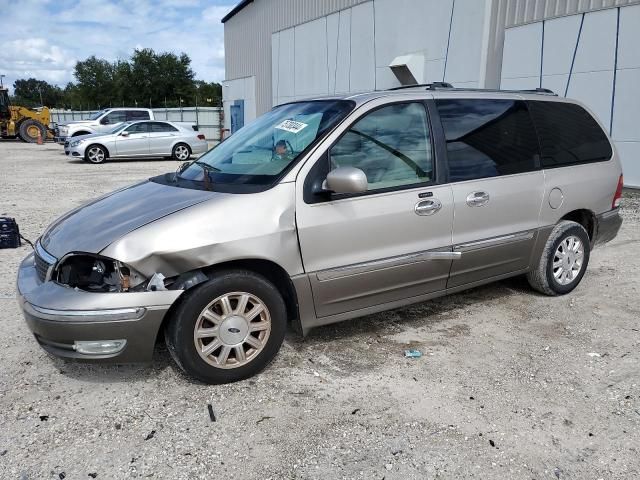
[64,120,209,164]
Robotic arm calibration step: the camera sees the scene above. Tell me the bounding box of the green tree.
[73,56,116,108]
[12,78,63,107]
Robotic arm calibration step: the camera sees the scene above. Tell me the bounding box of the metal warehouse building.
[221,0,640,187]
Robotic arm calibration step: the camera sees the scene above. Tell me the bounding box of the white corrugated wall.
[224,0,370,116]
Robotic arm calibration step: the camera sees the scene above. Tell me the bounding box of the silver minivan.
[17,85,623,384]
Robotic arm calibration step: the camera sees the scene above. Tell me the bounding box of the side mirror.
[120,131,129,137]
[325,167,368,194]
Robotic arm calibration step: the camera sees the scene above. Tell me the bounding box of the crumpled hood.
[40,180,217,258]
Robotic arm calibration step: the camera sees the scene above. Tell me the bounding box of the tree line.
[10,48,222,110]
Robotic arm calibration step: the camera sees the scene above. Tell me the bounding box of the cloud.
[0,0,235,92]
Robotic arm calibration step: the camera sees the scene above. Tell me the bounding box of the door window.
[127,110,151,121]
[125,123,149,133]
[102,110,127,125]
[436,99,540,182]
[150,122,178,132]
[329,102,433,191]
[527,101,612,167]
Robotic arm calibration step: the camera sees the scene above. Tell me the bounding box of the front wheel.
[527,220,591,295]
[172,143,191,161]
[85,145,107,164]
[165,270,287,384]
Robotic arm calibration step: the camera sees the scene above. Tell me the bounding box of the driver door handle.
[466,191,490,207]
[415,199,442,216]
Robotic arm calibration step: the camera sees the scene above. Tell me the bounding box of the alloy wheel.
[193,291,271,369]
[87,147,105,163]
[552,235,584,285]
[175,145,190,160]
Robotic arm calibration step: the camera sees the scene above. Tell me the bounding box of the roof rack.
[388,82,454,91]
[387,83,557,96]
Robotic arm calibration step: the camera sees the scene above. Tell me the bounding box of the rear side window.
[527,101,612,168]
[150,122,178,132]
[436,99,540,182]
[127,110,150,121]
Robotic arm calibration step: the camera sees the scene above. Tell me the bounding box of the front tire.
[19,119,47,143]
[527,220,590,295]
[172,143,191,161]
[85,144,107,164]
[165,270,287,384]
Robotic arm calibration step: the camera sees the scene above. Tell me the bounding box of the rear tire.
[172,143,191,161]
[165,270,287,384]
[85,144,107,164]
[527,220,590,296]
[18,119,47,143]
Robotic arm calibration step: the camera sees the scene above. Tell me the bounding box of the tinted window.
[103,110,127,124]
[125,122,148,133]
[127,110,150,120]
[150,122,178,132]
[527,101,612,167]
[436,99,540,182]
[330,102,433,191]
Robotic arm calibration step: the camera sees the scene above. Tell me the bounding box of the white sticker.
[275,119,308,134]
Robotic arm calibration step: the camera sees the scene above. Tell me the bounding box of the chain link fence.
[49,106,223,142]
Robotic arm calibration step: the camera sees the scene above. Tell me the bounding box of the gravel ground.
[1,141,639,480]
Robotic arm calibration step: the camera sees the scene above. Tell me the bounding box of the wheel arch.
[559,209,596,242]
[85,143,110,159]
[156,258,301,345]
[72,130,92,137]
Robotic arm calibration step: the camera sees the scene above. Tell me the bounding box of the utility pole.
[0,75,5,88]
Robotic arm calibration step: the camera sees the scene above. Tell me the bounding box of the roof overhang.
[221,0,254,23]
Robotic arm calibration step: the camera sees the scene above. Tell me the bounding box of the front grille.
[64,141,69,147]
[34,243,56,282]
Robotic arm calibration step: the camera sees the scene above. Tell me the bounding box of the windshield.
[89,109,108,120]
[175,100,354,188]
[109,122,132,134]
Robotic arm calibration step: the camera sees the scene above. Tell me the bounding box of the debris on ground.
[404,349,422,358]
[144,430,156,441]
[256,416,274,424]
[207,404,216,422]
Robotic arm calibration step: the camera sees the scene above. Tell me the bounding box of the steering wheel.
[272,139,295,161]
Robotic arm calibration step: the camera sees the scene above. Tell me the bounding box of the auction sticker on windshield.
[275,119,308,134]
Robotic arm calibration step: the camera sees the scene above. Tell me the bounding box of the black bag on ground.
[0,217,21,249]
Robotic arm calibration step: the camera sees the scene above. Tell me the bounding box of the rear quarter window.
[527,101,612,168]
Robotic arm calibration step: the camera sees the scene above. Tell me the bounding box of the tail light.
[612,174,623,209]
[197,134,205,140]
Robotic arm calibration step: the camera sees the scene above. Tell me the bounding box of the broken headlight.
[54,254,145,293]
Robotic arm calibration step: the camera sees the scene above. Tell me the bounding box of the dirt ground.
[0,141,638,480]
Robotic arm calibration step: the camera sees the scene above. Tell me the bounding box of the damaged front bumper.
[17,253,183,362]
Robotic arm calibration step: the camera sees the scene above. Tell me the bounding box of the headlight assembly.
[70,139,84,147]
[54,254,146,293]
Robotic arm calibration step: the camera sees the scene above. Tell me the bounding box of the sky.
[0,0,236,92]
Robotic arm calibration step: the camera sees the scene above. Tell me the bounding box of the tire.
[165,270,287,384]
[172,143,191,161]
[527,220,591,296]
[18,119,47,143]
[85,144,107,164]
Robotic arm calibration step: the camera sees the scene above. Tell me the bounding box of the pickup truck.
[54,108,155,143]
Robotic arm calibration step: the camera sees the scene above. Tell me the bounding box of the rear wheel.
[527,220,590,295]
[172,143,191,161]
[85,144,107,164]
[18,119,47,143]
[165,270,287,384]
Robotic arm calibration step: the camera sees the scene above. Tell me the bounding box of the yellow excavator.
[0,87,52,142]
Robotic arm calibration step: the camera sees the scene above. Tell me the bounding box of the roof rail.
[387,83,557,96]
[388,82,454,91]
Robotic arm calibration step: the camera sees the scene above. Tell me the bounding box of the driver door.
[296,101,455,318]
[115,122,150,156]
[98,110,127,133]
